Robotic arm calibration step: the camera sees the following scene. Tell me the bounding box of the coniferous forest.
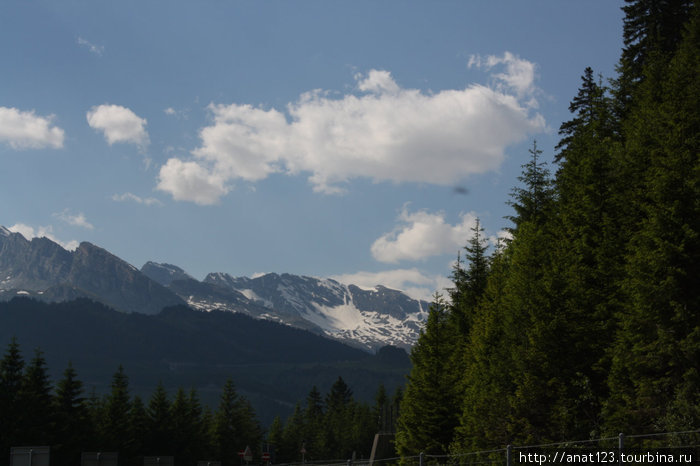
[0,337,395,466]
[1,1,699,464]
[396,0,700,457]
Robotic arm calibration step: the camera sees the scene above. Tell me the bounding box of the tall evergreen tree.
[0,338,24,465]
[213,378,262,466]
[449,218,489,336]
[53,362,91,466]
[147,382,173,455]
[303,386,325,457]
[553,67,622,438]
[606,4,700,433]
[129,395,149,460]
[615,0,695,117]
[101,365,132,451]
[17,348,54,445]
[396,293,460,457]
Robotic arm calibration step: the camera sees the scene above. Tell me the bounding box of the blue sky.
[1,1,624,300]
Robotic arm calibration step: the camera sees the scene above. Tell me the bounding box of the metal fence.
[275,429,700,466]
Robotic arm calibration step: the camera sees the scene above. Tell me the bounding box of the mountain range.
[0,225,429,351]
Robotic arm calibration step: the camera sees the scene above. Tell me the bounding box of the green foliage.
[0,337,24,461]
[0,339,268,466]
[606,3,700,434]
[53,362,91,465]
[270,378,378,462]
[396,294,461,457]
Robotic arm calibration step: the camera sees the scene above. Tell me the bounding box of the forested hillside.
[396,0,700,456]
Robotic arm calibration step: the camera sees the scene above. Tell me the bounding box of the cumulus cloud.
[371,208,480,263]
[86,104,149,149]
[53,209,94,229]
[332,268,453,302]
[77,37,104,56]
[8,223,79,251]
[468,51,538,101]
[111,192,163,206]
[0,107,65,149]
[156,159,229,205]
[157,59,545,203]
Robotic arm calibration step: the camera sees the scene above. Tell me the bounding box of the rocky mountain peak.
[141,261,193,286]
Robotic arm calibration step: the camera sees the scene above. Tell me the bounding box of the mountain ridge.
[0,226,428,350]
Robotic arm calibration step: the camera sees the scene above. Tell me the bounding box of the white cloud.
[77,37,104,56]
[371,208,480,263]
[0,107,65,149]
[86,104,149,149]
[157,60,545,203]
[8,223,79,251]
[469,51,538,101]
[53,210,94,229]
[156,158,229,205]
[332,268,453,302]
[111,192,163,206]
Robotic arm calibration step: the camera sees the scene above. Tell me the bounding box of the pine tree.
[395,293,460,457]
[17,348,54,445]
[129,395,149,459]
[267,416,284,463]
[449,218,489,336]
[552,67,622,438]
[606,4,700,433]
[147,382,173,455]
[323,377,355,458]
[615,0,695,117]
[213,378,262,466]
[281,404,305,463]
[452,243,513,451]
[53,362,91,466]
[101,365,132,451]
[303,386,325,457]
[0,338,25,464]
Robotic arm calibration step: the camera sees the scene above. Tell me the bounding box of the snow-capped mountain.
[152,269,429,351]
[0,225,428,350]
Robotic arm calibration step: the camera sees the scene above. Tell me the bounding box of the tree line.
[266,380,403,463]
[0,337,400,465]
[0,338,263,466]
[396,0,699,457]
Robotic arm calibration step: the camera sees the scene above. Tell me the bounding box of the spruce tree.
[395,293,460,457]
[101,365,132,451]
[303,386,325,458]
[552,67,622,438]
[53,362,91,466]
[17,348,54,445]
[0,338,24,464]
[129,395,149,459]
[606,4,700,433]
[452,242,513,451]
[147,382,173,455]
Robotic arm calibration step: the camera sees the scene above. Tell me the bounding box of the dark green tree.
[606,4,700,433]
[552,67,622,438]
[395,293,460,457]
[213,378,262,466]
[0,338,25,464]
[449,218,489,336]
[17,348,54,445]
[129,395,149,459]
[303,386,325,457]
[615,0,695,117]
[101,365,132,451]
[53,362,91,466]
[147,382,173,455]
